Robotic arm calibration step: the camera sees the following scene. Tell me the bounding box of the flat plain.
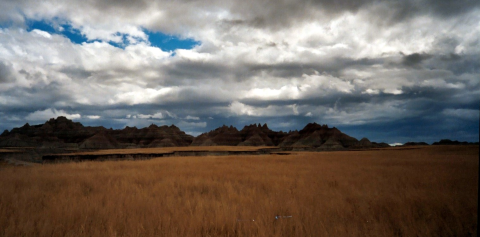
[0,145,477,236]
[58,146,276,155]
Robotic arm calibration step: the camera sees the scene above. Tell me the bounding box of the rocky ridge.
[191,122,389,150]
[0,117,388,151]
[0,117,193,149]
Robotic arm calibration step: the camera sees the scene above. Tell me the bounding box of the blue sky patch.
[24,19,199,51]
[144,29,200,52]
[26,19,88,44]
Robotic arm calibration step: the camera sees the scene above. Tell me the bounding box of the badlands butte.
[0,116,474,162]
[0,116,388,150]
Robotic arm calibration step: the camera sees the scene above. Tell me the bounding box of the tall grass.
[0,145,477,236]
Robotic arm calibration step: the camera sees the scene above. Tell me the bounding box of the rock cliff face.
[190,125,242,146]
[0,117,103,147]
[432,139,479,145]
[191,123,287,147]
[403,142,429,146]
[108,124,193,147]
[191,122,387,150]
[0,117,194,149]
[0,117,389,150]
[278,123,359,149]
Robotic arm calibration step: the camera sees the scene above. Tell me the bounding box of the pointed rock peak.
[56,116,69,121]
[148,124,158,129]
[302,122,324,131]
[22,123,30,128]
[45,116,82,127]
[262,123,269,129]
[169,124,181,131]
[215,125,237,132]
[1,130,8,136]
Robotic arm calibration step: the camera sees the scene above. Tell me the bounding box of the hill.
[0,117,388,150]
[191,122,389,150]
[0,117,193,149]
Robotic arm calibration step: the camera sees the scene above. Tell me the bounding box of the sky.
[0,0,479,145]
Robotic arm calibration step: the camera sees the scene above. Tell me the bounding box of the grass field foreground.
[0,145,478,236]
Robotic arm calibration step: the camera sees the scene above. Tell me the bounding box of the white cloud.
[229,101,255,116]
[291,104,299,115]
[137,114,152,119]
[134,112,165,119]
[111,87,174,105]
[32,29,51,38]
[363,89,380,95]
[165,111,178,119]
[0,0,479,143]
[25,108,81,121]
[185,115,200,120]
[152,112,164,119]
[86,115,101,119]
[229,101,306,117]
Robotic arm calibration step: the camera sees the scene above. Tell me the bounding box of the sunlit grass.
[60,146,275,155]
[0,145,477,236]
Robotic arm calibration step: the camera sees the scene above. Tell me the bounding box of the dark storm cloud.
[0,83,75,112]
[0,61,14,83]
[247,57,382,78]
[220,0,480,30]
[423,0,480,18]
[0,0,479,144]
[434,54,480,75]
[401,52,432,68]
[162,60,233,82]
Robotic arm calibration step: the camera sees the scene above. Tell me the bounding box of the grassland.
[0,145,477,236]
[0,149,20,153]
[60,146,276,155]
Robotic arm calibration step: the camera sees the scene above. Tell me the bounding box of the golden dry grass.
[0,145,477,236]
[0,149,20,153]
[63,146,275,155]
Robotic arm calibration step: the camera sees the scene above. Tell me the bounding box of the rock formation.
[432,139,479,145]
[403,142,429,146]
[191,122,388,150]
[278,123,359,149]
[190,125,242,146]
[0,117,391,151]
[0,117,194,149]
[79,132,119,149]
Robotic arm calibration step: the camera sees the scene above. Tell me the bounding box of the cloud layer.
[0,0,479,143]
